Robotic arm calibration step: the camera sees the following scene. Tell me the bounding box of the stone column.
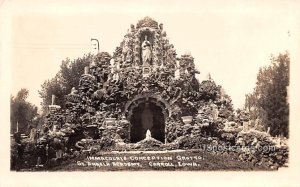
[84,66,89,74]
[243,121,249,132]
[51,95,55,105]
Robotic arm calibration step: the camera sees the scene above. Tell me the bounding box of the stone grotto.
[18,17,287,170]
[46,16,229,144]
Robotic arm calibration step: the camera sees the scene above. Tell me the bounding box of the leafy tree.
[198,79,220,101]
[10,88,38,134]
[39,54,92,112]
[245,52,289,137]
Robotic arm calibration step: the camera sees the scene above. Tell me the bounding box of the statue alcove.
[129,101,165,143]
[139,30,154,66]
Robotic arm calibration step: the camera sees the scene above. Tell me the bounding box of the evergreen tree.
[10,89,38,134]
[245,52,289,137]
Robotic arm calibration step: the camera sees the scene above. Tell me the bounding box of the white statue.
[174,60,180,79]
[71,87,77,94]
[110,62,119,82]
[142,35,152,66]
[146,130,152,140]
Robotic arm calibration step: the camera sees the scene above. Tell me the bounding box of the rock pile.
[236,129,288,168]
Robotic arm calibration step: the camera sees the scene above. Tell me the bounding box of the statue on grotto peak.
[130,24,135,32]
[142,35,152,66]
[159,23,163,31]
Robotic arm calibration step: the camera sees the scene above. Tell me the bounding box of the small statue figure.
[29,127,37,142]
[146,130,151,140]
[130,24,135,32]
[71,87,77,94]
[122,35,133,63]
[159,23,163,31]
[142,35,152,66]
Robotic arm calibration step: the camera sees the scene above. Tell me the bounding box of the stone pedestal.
[181,116,193,125]
[84,66,89,74]
[105,118,116,126]
[48,105,61,111]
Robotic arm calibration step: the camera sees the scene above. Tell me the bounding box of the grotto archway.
[125,94,170,143]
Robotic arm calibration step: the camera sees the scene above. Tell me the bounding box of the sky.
[1,0,299,110]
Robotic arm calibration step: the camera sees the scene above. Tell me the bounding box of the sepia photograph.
[1,0,300,186]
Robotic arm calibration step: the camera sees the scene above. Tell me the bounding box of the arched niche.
[125,93,171,119]
[124,93,171,143]
[133,27,157,66]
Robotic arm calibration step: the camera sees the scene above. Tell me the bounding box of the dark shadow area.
[130,102,165,143]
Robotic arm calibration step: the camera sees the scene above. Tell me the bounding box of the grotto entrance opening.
[129,101,165,143]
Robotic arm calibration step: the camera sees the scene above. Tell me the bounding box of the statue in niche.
[141,35,152,66]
